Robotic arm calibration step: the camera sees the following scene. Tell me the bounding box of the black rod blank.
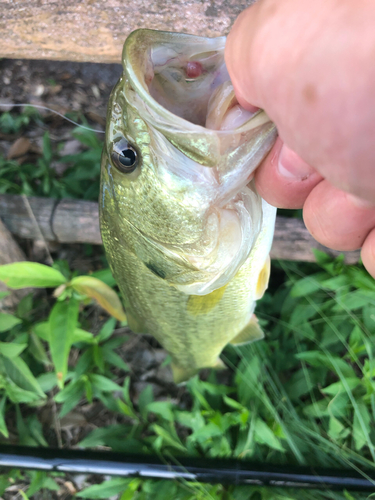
[0,445,374,492]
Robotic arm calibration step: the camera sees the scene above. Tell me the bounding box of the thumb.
[224,1,279,112]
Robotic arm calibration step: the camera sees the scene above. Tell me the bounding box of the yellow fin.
[230,315,264,345]
[212,357,226,370]
[171,357,226,384]
[255,255,271,300]
[171,362,198,385]
[187,284,227,316]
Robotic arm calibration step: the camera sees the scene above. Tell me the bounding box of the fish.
[100,29,277,383]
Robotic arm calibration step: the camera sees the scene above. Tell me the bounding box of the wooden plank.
[0,194,361,264]
[0,0,250,63]
[0,218,32,310]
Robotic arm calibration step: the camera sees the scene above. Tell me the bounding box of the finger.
[361,228,375,279]
[303,181,375,251]
[226,0,375,202]
[254,138,323,209]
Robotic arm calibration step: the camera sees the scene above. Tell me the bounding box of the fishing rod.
[0,445,374,492]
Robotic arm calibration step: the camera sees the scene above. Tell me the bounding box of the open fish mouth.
[111,30,277,295]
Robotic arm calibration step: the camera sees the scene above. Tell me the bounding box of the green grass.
[0,110,102,200]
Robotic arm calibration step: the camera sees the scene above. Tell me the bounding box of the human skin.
[225,0,375,278]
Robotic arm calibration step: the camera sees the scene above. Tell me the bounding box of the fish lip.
[123,29,226,134]
[122,29,270,138]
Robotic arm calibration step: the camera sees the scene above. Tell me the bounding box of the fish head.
[100,29,277,295]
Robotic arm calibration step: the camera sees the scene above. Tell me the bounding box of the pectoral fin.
[187,284,227,316]
[255,255,271,300]
[171,363,198,385]
[230,315,264,345]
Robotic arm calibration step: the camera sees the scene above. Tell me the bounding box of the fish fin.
[230,315,264,345]
[187,284,227,316]
[171,357,226,384]
[171,362,198,385]
[255,255,271,300]
[212,357,226,370]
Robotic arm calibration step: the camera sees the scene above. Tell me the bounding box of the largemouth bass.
[100,29,277,383]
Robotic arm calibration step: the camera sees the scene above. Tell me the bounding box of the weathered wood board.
[0,194,361,263]
[0,0,250,63]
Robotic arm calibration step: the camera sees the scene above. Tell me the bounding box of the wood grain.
[0,194,361,264]
[0,218,31,310]
[0,0,251,63]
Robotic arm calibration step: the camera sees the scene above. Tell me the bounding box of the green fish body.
[100,29,277,383]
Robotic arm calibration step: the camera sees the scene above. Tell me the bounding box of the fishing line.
[0,103,105,134]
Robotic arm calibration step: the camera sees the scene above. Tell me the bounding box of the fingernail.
[347,193,375,209]
[278,144,315,180]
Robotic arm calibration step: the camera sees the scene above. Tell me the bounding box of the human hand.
[225,0,375,278]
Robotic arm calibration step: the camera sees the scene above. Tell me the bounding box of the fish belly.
[102,218,257,380]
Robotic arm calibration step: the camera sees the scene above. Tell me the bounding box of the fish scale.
[100,29,277,383]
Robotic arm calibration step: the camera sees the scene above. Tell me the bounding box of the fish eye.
[111,141,139,173]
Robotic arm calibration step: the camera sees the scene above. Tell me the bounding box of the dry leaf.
[7,137,31,159]
[70,276,126,321]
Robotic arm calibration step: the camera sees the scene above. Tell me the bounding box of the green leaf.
[175,411,205,432]
[49,298,79,387]
[102,349,129,372]
[0,341,27,358]
[33,322,49,341]
[290,273,326,297]
[16,293,33,319]
[320,274,351,291]
[0,313,22,332]
[119,479,142,500]
[295,351,355,377]
[97,317,116,343]
[0,262,67,289]
[73,328,95,344]
[236,356,262,405]
[0,474,9,496]
[78,424,132,448]
[2,354,45,398]
[28,333,50,365]
[353,403,372,451]
[332,290,374,311]
[363,304,375,331]
[322,378,361,396]
[152,424,187,452]
[223,396,245,411]
[93,344,105,372]
[55,379,85,418]
[27,471,59,497]
[117,400,138,419]
[5,380,43,404]
[76,477,130,498]
[146,401,174,421]
[0,396,8,438]
[71,275,126,321]
[327,392,349,418]
[303,399,329,418]
[328,416,350,442]
[254,418,285,451]
[90,374,122,392]
[89,268,117,287]
[138,385,154,417]
[284,368,316,401]
[37,372,58,392]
